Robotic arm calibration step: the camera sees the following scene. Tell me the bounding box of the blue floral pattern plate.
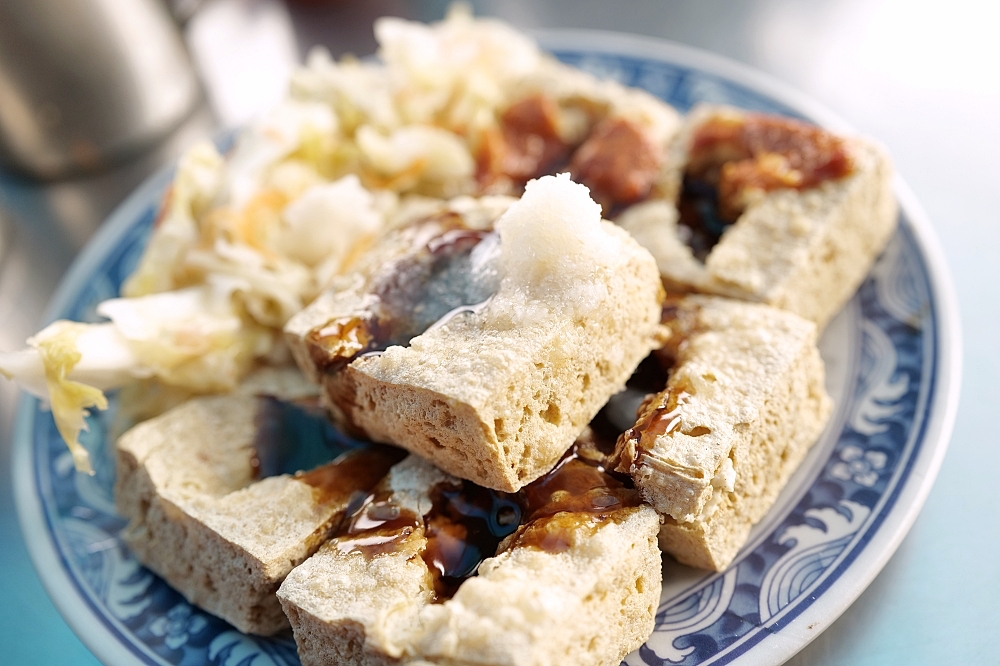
[13,31,960,666]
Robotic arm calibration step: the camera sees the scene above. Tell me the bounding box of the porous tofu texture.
[277,457,662,666]
[115,369,374,635]
[324,174,664,491]
[619,296,832,570]
[619,105,896,329]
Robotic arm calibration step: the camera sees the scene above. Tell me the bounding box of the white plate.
[13,31,960,666]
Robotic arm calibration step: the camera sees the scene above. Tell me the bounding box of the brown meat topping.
[477,94,569,189]
[687,113,854,221]
[569,117,662,210]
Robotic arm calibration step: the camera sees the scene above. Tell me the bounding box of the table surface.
[1,1,997,664]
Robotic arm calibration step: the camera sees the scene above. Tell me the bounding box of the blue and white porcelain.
[13,31,960,666]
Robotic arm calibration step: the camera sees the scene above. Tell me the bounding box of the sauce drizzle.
[613,379,694,474]
[305,216,498,373]
[514,446,643,554]
[334,444,642,599]
[421,481,521,600]
[336,492,423,558]
[680,113,855,258]
[295,446,407,505]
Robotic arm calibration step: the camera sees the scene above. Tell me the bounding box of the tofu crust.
[616,296,832,570]
[619,104,897,328]
[114,371,389,635]
[277,457,663,666]
[334,224,662,492]
[287,186,664,492]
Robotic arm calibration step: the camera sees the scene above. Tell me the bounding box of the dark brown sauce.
[334,478,521,600]
[513,447,643,554]
[421,481,521,600]
[677,175,728,262]
[680,113,854,258]
[414,450,641,594]
[295,446,407,505]
[510,512,587,554]
[520,449,637,521]
[331,447,641,599]
[631,382,692,442]
[613,378,695,474]
[305,216,497,373]
[336,492,422,558]
[306,315,380,374]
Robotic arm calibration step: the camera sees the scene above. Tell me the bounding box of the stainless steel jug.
[0,0,201,178]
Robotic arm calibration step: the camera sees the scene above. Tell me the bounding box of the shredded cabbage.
[356,124,473,195]
[97,284,271,392]
[123,142,225,298]
[1,7,681,473]
[0,286,271,471]
[5,322,114,475]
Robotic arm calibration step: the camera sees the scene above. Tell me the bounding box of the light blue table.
[1,1,996,664]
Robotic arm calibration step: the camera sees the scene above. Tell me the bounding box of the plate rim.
[12,29,962,666]
[12,165,179,666]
